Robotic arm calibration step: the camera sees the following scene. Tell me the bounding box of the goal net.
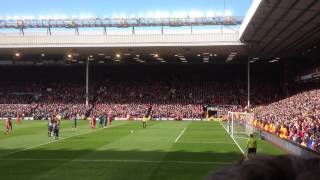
[227,111,255,139]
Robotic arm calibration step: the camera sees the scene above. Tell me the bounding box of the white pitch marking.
[219,121,245,155]
[0,129,103,157]
[234,136,249,140]
[179,141,235,145]
[174,128,186,143]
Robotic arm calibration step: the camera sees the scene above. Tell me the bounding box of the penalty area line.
[174,128,186,143]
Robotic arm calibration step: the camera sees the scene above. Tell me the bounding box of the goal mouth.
[227,111,255,138]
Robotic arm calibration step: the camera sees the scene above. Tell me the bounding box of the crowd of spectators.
[0,81,94,119]
[89,78,267,119]
[1,77,320,153]
[0,104,36,118]
[91,103,150,119]
[255,89,320,152]
[151,104,203,119]
[0,78,263,119]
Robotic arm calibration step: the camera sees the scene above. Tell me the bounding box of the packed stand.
[255,89,320,152]
[0,78,280,120]
[0,81,93,119]
[90,79,261,119]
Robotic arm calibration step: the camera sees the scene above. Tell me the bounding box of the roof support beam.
[258,0,319,55]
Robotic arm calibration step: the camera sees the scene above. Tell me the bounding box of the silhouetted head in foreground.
[207,155,320,180]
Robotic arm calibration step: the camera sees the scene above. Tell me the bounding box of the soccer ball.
[130,130,134,133]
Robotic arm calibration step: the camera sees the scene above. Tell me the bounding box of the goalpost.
[227,111,255,139]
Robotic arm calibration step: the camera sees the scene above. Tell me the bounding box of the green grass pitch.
[0,120,284,180]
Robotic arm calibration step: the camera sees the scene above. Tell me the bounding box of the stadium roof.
[0,0,319,65]
[0,45,247,65]
[240,0,320,59]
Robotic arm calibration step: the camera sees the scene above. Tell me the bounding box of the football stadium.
[0,0,320,179]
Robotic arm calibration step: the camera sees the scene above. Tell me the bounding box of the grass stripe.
[0,121,126,157]
[0,128,106,157]
[0,121,283,180]
[0,158,232,165]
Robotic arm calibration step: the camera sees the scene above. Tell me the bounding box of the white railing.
[0,33,242,48]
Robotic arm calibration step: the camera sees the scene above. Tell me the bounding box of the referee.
[246,134,257,159]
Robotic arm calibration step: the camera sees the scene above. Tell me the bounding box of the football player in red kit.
[16,115,22,124]
[90,116,96,129]
[4,117,13,135]
[108,114,113,127]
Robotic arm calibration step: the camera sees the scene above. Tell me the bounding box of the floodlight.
[206,10,215,17]
[112,14,119,19]
[269,59,278,63]
[119,13,127,19]
[224,10,233,17]
[129,14,136,18]
[172,10,188,18]
[189,10,204,18]
[39,15,47,20]
[154,11,170,19]
[79,13,94,20]
[13,16,21,20]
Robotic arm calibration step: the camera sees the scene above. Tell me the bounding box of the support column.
[132,26,135,35]
[47,27,52,36]
[86,57,90,107]
[103,26,107,35]
[247,57,251,111]
[75,26,79,35]
[19,28,24,36]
